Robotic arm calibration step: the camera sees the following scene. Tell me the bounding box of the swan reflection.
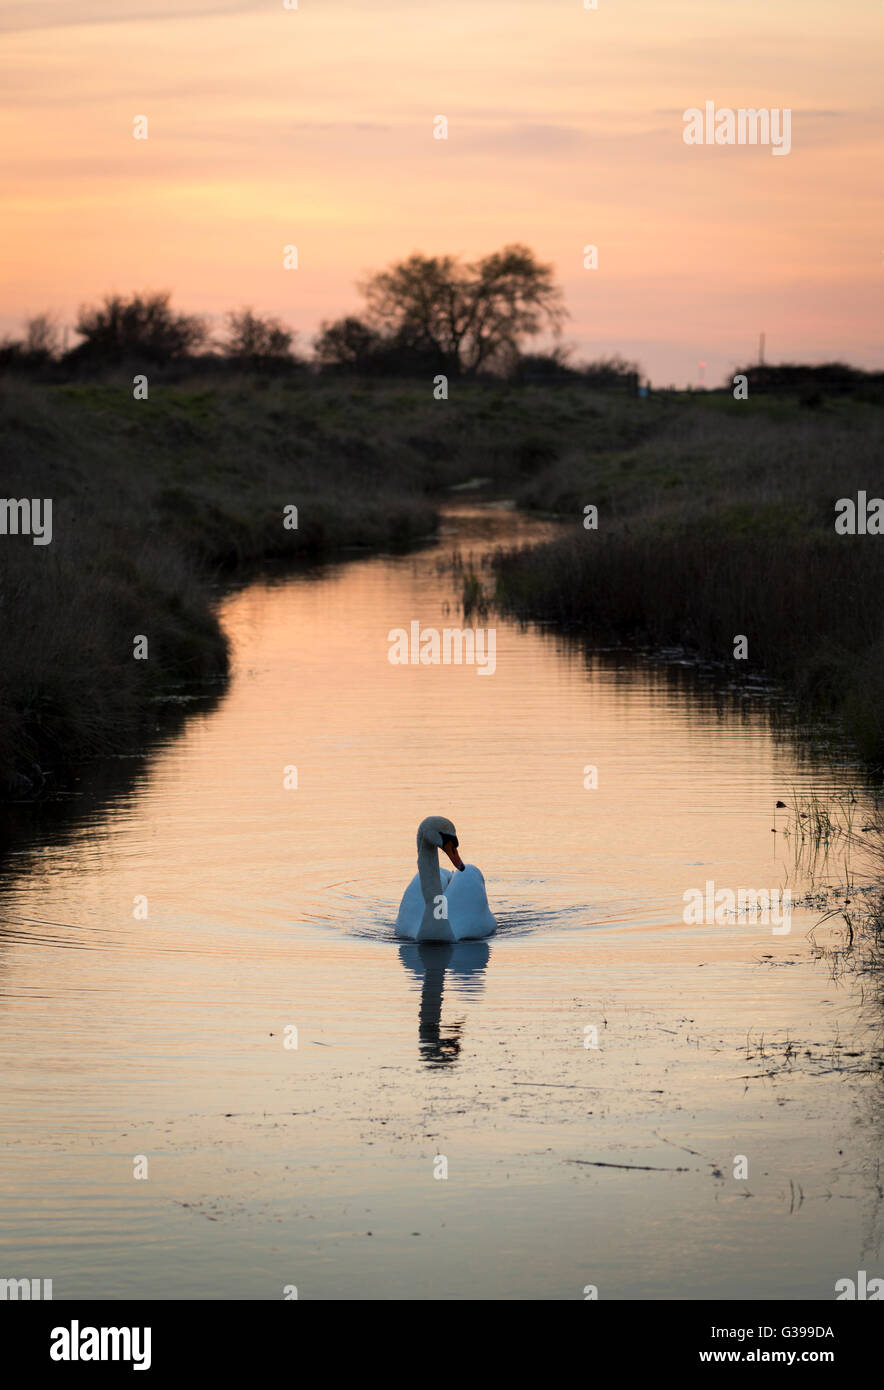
[398,940,490,1066]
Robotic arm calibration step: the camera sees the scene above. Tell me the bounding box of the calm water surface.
[0,504,880,1299]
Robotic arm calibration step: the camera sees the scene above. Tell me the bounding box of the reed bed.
[495,395,884,760]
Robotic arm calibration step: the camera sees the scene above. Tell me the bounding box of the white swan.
[395,815,496,942]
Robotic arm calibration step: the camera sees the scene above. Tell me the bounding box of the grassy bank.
[1,375,633,796]
[494,392,884,761]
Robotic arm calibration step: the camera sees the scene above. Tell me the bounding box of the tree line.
[0,244,640,386]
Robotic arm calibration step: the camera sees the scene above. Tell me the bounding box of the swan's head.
[417,815,465,871]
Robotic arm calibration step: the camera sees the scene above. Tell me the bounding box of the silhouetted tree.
[313,316,382,371]
[0,313,61,372]
[511,344,579,382]
[72,291,207,365]
[359,244,567,375]
[223,308,295,368]
[23,314,60,359]
[580,354,640,388]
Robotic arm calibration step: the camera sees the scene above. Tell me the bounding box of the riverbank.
[1,376,636,798]
[493,392,884,762]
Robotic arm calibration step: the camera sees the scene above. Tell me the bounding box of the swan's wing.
[444,864,496,939]
[395,872,424,938]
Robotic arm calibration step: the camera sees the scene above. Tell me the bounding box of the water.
[0,503,880,1300]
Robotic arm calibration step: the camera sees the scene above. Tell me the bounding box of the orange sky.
[1,0,882,385]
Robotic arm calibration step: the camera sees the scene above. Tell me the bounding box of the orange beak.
[442,839,465,871]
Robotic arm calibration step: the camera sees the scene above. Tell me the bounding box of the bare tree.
[313,316,381,370]
[359,244,567,374]
[223,308,294,365]
[0,312,61,369]
[23,313,61,359]
[74,291,207,364]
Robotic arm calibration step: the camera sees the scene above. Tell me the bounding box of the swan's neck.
[416,841,454,941]
[417,841,443,904]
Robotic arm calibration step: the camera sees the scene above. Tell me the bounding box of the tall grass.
[784,791,884,1028]
[495,394,884,760]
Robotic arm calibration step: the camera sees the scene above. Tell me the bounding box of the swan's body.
[395,816,496,942]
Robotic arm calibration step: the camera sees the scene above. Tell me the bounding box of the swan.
[395,816,496,942]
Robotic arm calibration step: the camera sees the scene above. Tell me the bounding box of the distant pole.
[759,332,765,366]
[698,360,706,389]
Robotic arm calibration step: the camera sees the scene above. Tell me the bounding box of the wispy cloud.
[0,0,266,35]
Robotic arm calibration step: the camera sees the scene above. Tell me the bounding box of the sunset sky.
[2,0,882,385]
